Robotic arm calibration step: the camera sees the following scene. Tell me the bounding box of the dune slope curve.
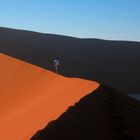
[0,53,99,140]
[31,86,140,140]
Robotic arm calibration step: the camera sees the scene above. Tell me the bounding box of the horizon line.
[0,26,140,43]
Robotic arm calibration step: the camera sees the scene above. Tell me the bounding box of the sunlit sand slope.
[0,53,99,140]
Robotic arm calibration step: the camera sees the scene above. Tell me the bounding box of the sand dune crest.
[0,53,99,140]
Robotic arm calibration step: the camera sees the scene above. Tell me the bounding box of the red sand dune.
[0,53,99,140]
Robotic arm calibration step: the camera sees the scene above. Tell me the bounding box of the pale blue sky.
[0,0,140,41]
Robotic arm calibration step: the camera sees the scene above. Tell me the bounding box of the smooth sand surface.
[0,53,99,140]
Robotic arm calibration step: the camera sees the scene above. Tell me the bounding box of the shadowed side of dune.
[31,85,140,140]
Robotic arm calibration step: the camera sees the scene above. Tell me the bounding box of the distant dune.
[0,27,140,140]
[31,85,140,140]
[0,27,140,93]
[0,53,99,140]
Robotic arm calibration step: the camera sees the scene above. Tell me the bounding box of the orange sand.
[0,53,99,140]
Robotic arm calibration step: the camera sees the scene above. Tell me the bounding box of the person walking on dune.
[54,57,60,73]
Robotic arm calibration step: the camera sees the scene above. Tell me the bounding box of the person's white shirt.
[54,59,60,66]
